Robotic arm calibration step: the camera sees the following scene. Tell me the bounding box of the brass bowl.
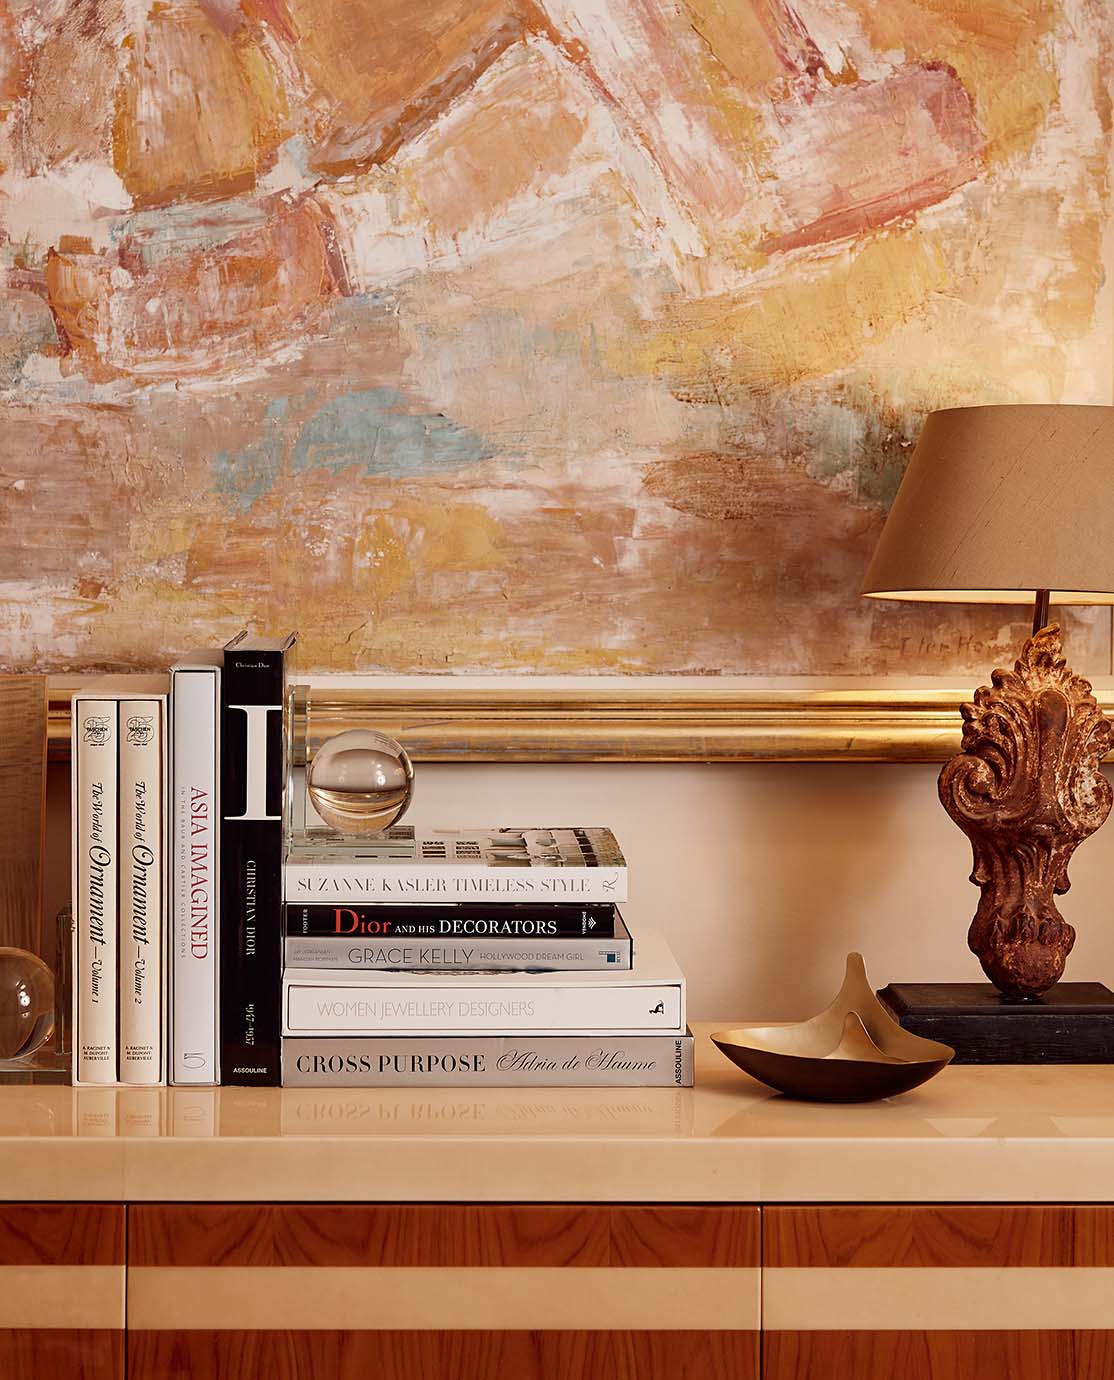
[712,953,953,1102]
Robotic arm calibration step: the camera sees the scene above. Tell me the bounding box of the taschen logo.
[83,715,112,747]
[126,714,155,746]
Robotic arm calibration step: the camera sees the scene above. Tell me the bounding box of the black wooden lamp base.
[877,982,1114,1064]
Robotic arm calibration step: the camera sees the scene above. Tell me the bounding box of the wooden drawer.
[0,1203,124,1380]
[127,1203,760,1380]
[763,1206,1114,1380]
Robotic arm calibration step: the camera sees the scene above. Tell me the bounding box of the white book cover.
[118,698,165,1084]
[170,661,220,1084]
[283,928,685,1036]
[285,827,627,904]
[73,698,118,1084]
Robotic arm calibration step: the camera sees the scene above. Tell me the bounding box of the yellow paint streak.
[675,0,777,187]
[842,0,1060,166]
[680,0,785,90]
[275,0,526,175]
[396,41,590,243]
[1039,205,1108,342]
[354,501,508,605]
[113,1,289,209]
[636,230,950,391]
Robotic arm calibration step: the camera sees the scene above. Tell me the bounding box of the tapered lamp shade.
[862,404,1114,604]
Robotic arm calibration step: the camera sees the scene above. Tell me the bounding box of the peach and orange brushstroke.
[0,0,1110,673]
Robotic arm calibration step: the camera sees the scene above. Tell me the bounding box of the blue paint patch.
[212,388,495,512]
[291,388,495,479]
[213,397,290,513]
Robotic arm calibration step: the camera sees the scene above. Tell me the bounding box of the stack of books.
[280,828,694,1087]
[70,637,694,1093]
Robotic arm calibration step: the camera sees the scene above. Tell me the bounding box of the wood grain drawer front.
[128,1205,759,1380]
[763,1206,1114,1380]
[0,1203,124,1380]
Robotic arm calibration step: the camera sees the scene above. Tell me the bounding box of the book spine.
[170,671,219,1085]
[283,935,632,971]
[285,903,618,939]
[284,864,627,904]
[283,980,684,1035]
[118,700,164,1084]
[74,699,118,1083]
[221,649,286,1085]
[281,1033,694,1087]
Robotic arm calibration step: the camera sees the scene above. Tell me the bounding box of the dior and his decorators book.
[285,905,632,970]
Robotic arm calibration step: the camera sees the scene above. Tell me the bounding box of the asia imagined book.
[284,827,627,904]
[282,928,684,1036]
[220,632,295,1086]
[282,1030,694,1087]
[284,909,632,970]
[170,658,220,1085]
[73,697,118,1084]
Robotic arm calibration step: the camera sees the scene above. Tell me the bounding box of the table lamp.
[861,403,1114,1061]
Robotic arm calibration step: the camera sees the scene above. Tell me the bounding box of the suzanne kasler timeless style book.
[284,827,628,904]
[282,928,685,1036]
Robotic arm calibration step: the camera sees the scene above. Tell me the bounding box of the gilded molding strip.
[764,1266,1114,1331]
[0,1265,124,1328]
[128,1265,761,1331]
[41,679,1016,762]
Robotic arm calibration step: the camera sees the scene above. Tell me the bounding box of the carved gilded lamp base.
[938,625,1113,1000]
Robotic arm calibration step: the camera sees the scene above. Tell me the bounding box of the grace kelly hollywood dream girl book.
[282,929,685,1037]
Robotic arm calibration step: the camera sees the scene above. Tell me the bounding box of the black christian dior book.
[220,632,295,1086]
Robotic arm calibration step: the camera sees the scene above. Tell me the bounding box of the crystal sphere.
[0,947,55,1060]
[307,729,414,834]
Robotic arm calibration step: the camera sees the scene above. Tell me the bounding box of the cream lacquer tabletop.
[1,1025,1111,1203]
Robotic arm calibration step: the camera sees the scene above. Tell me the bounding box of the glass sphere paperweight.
[0,946,55,1060]
[306,728,414,835]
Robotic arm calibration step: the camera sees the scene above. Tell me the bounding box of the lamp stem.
[1032,588,1050,636]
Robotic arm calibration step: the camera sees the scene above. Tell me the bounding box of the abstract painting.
[0,0,1110,674]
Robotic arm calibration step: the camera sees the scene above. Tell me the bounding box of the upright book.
[221,632,295,1086]
[170,656,221,1085]
[282,928,685,1036]
[284,827,627,904]
[72,697,119,1084]
[118,697,166,1085]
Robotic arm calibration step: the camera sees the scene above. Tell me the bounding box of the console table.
[3,1025,1112,1379]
